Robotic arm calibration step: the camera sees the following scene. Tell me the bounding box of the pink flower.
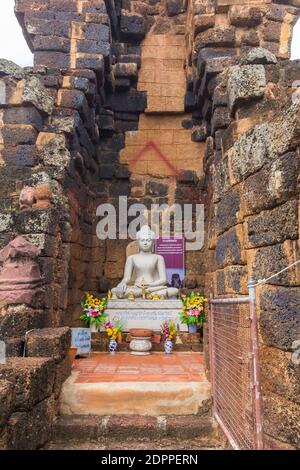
[188,308,199,317]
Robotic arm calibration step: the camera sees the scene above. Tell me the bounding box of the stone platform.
[103,299,187,332]
[59,352,210,416]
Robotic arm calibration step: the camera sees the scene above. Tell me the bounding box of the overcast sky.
[0,0,299,67]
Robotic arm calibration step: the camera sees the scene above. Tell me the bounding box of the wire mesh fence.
[209,294,263,450]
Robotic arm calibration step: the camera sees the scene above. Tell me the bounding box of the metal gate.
[209,280,264,450]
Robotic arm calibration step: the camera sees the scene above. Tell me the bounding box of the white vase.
[164,339,173,354]
[89,323,98,333]
[109,339,118,353]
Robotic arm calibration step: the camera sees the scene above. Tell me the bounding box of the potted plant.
[104,320,123,353]
[179,292,207,333]
[80,293,108,332]
[161,320,176,354]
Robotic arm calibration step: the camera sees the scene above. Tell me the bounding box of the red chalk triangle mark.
[129,139,186,180]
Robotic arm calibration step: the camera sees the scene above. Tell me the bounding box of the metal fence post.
[248,278,264,450]
[208,293,216,416]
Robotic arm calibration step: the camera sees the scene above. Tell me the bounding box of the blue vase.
[109,339,117,353]
[164,339,173,354]
[188,324,197,334]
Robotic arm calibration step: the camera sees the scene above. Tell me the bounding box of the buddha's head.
[136,225,156,253]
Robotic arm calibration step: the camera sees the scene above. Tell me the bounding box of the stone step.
[59,380,211,416]
[60,352,210,416]
[45,439,223,451]
[47,414,222,449]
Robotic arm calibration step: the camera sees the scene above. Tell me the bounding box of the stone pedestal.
[129,336,152,355]
[103,299,187,332]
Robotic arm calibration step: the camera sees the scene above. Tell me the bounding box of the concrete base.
[103,299,187,332]
[59,374,211,416]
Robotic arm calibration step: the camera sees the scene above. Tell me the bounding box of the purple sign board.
[155,237,185,289]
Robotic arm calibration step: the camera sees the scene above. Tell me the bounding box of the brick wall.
[0,0,299,449]
[0,1,207,332]
[189,1,300,449]
[1,1,146,330]
[138,34,186,113]
[0,327,71,450]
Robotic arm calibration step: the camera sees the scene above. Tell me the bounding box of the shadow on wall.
[291,18,300,59]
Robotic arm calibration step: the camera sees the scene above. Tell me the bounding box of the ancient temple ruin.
[0,0,299,450]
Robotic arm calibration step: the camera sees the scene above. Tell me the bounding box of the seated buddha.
[111,225,179,299]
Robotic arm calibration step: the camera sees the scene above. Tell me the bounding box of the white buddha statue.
[111,225,179,299]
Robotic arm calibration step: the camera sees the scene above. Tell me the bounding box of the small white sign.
[71,328,91,356]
